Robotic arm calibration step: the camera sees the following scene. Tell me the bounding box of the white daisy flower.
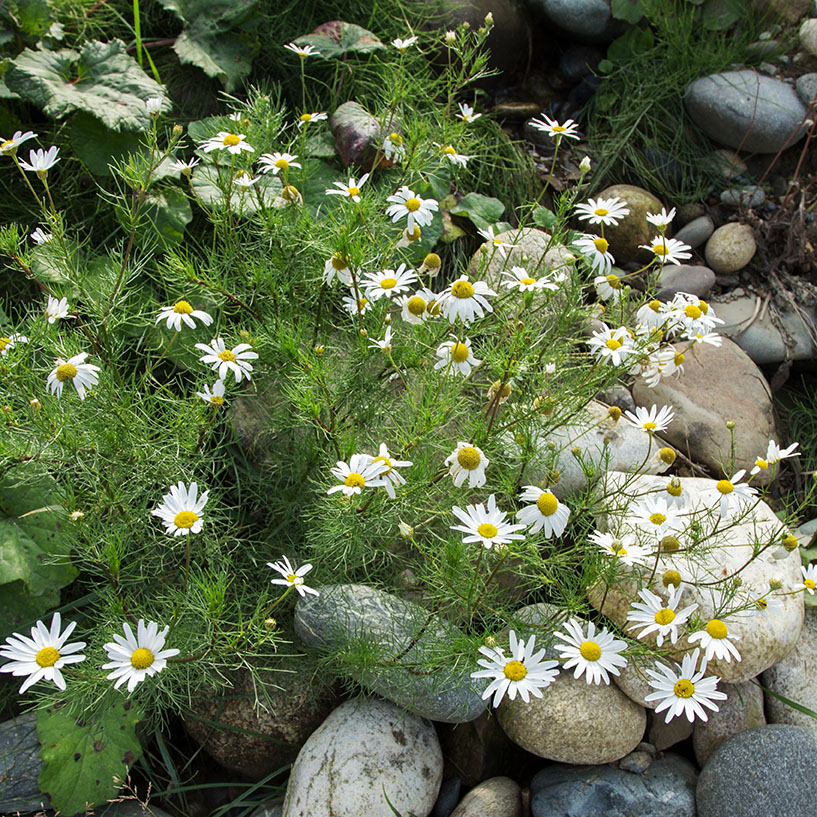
[594,272,624,302]
[687,618,741,663]
[145,97,164,115]
[800,564,817,595]
[370,443,412,499]
[471,630,559,708]
[665,294,723,337]
[457,103,481,123]
[451,494,525,549]
[156,300,214,331]
[151,481,209,536]
[590,530,650,566]
[385,186,438,233]
[626,585,697,647]
[439,275,495,325]
[285,42,319,58]
[751,440,800,475]
[516,487,570,538]
[341,293,372,316]
[47,352,100,400]
[326,453,388,496]
[636,298,667,330]
[361,264,417,301]
[574,234,615,275]
[0,613,86,694]
[195,338,258,383]
[701,470,757,518]
[554,619,628,685]
[323,253,353,287]
[504,266,559,293]
[369,326,394,353]
[234,171,260,189]
[396,225,422,246]
[199,132,254,155]
[445,441,489,488]
[434,337,481,376]
[31,227,53,244]
[392,36,418,51]
[639,236,692,266]
[258,151,301,175]
[0,130,37,155]
[529,114,580,141]
[382,131,406,162]
[399,288,438,324]
[477,226,516,259]
[19,146,60,174]
[173,157,200,176]
[435,143,470,166]
[444,29,457,44]
[587,324,634,366]
[268,555,319,597]
[645,649,727,724]
[326,173,370,202]
[196,379,226,407]
[575,196,630,227]
[0,333,28,357]
[690,330,723,347]
[297,111,328,128]
[45,295,70,323]
[102,620,180,693]
[745,594,785,617]
[623,404,674,433]
[646,207,676,231]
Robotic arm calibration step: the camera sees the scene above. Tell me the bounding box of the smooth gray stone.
[530,0,623,41]
[674,215,715,249]
[0,713,46,814]
[434,777,462,817]
[656,264,716,300]
[796,73,817,105]
[696,725,817,817]
[295,584,486,723]
[530,754,696,817]
[685,70,808,153]
[720,186,766,208]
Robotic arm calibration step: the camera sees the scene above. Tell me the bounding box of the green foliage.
[449,192,504,233]
[37,698,143,815]
[294,21,386,58]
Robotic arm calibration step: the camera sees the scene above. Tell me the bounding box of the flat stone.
[685,70,808,153]
[693,680,766,766]
[614,653,662,709]
[796,72,817,105]
[656,264,716,300]
[530,755,697,817]
[295,584,486,723]
[720,186,766,208]
[696,725,817,817]
[449,777,521,817]
[674,216,715,249]
[596,184,665,265]
[0,713,45,814]
[618,748,652,774]
[631,336,777,481]
[705,222,756,274]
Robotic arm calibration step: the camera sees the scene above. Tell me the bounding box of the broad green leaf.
[10,0,52,40]
[606,27,655,64]
[610,0,646,23]
[187,115,222,143]
[449,192,505,233]
[37,699,143,815]
[191,164,281,216]
[29,242,79,295]
[0,464,77,637]
[140,187,193,248]
[4,40,169,132]
[295,21,385,58]
[532,205,558,232]
[701,0,746,30]
[68,113,142,176]
[306,130,337,159]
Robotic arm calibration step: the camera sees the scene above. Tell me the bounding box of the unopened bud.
[172,124,184,138]
[69,510,84,522]
[384,314,392,325]
[264,617,278,631]
[314,345,324,356]
[398,521,414,538]
[726,420,736,430]
[659,447,676,465]
[239,329,251,340]
[359,329,368,338]
[571,446,582,459]
[484,635,497,648]
[29,398,41,411]
[607,406,622,422]
[579,155,591,173]
[662,569,682,588]
[769,577,783,591]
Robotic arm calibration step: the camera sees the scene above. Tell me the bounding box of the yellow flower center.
[275,158,289,169]
[593,237,609,253]
[344,472,365,488]
[504,660,527,681]
[1,139,13,150]
[594,208,609,217]
[444,146,456,155]
[222,133,241,146]
[130,647,155,670]
[457,446,481,470]
[653,243,668,256]
[520,277,536,285]
[700,300,709,314]
[477,522,498,538]
[605,338,622,350]
[684,305,702,319]
[218,349,237,362]
[174,510,199,529]
[56,363,78,382]
[654,608,676,625]
[173,300,194,314]
[552,125,566,133]
[331,254,348,270]
[404,197,422,212]
[649,512,667,526]
[662,569,682,588]
[579,640,601,661]
[659,448,676,465]
[649,299,662,312]
[380,277,397,289]
[406,225,421,241]
[644,421,657,431]
[0,337,10,351]
[536,492,558,516]
[674,352,685,366]
[389,132,402,144]
[667,481,682,497]
[282,185,300,201]
[372,455,393,474]
[673,679,694,698]
[755,459,768,470]
[755,597,768,610]
[605,274,620,288]
[806,579,816,590]
[36,646,60,667]
[357,297,368,310]
[705,619,728,639]
[407,296,427,316]
[300,113,313,122]
[423,253,441,269]
[611,544,628,556]
[451,280,475,299]
[716,479,734,495]
[450,342,470,363]
[347,186,360,197]
[661,535,680,552]
[210,395,224,406]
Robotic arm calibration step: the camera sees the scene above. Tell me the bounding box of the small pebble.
[675,215,714,248]
[720,186,765,208]
[619,749,653,775]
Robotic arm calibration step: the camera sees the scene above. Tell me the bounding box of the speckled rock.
[674,215,715,249]
[614,654,660,709]
[693,681,766,766]
[685,71,808,153]
[762,606,817,736]
[796,72,817,105]
[449,777,521,817]
[295,584,486,723]
[590,472,804,683]
[800,17,817,55]
[720,186,765,208]
[631,336,776,481]
[696,725,817,817]
[596,184,665,265]
[656,264,716,300]
[283,697,442,817]
[705,222,756,274]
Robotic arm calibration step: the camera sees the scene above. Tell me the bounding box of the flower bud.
[29,398,41,411]
[607,406,622,422]
[314,345,324,356]
[398,521,414,538]
[662,569,682,588]
[726,420,736,430]
[660,535,680,553]
[69,510,84,522]
[658,447,676,465]
[484,635,497,648]
[769,577,783,591]
[264,617,277,631]
[579,155,591,173]
[172,124,184,138]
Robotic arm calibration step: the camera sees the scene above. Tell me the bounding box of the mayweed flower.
[382,131,406,162]
[587,324,634,366]
[594,272,624,302]
[590,530,649,566]
[574,234,615,276]
[457,103,481,123]
[646,207,676,231]
[624,404,674,433]
[554,619,628,685]
[172,157,200,176]
[19,146,60,174]
[297,111,328,128]
[47,352,100,400]
[31,227,53,244]
[285,42,319,58]
[385,186,438,233]
[326,453,387,496]
[626,585,697,647]
[45,295,70,324]
[326,173,370,202]
[151,481,209,536]
[369,326,394,353]
[645,649,727,724]
[361,264,417,301]
[701,471,757,518]
[640,236,692,265]
[233,171,259,189]
[516,487,570,538]
[392,36,418,51]
[435,143,470,166]
[195,338,258,383]
[196,379,226,407]
[268,556,319,597]
[688,618,741,663]
[0,613,86,693]
[0,333,28,356]
[575,196,630,227]
[800,564,817,595]
[434,338,481,376]
[323,252,353,287]
[367,443,412,499]
[0,130,36,155]
[504,266,560,293]
[145,97,164,115]
[750,440,800,475]
[102,620,180,693]
[156,300,214,331]
[445,441,489,488]
[341,293,371,316]
[529,114,580,140]
[258,151,301,175]
[628,495,682,538]
[199,132,254,154]
[439,275,495,324]
[399,288,438,324]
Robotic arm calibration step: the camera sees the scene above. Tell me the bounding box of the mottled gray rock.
[713,294,817,364]
[693,681,766,766]
[800,17,817,55]
[674,216,715,249]
[796,72,817,105]
[720,186,766,208]
[0,713,44,814]
[284,698,442,817]
[597,383,636,414]
[685,70,808,153]
[705,222,756,274]
[618,748,652,774]
[677,202,706,225]
[530,0,623,41]
[295,584,486,723]
[696,725,817,817]
[762,606,817,736]
[530,755,697,817]
[614,654,660,709]
[450,776,521,817]
[656,264,716,300]
[648,709,694,751]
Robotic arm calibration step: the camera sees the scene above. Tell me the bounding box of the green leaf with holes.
[0,464,77,638]
[294,21,385,58]
[37,699,143,815]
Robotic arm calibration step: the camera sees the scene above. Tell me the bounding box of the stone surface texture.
[449,776,521,817]
[596,184,664,265]
[704,222,757,274]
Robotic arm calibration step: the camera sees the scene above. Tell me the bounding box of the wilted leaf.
[295,21,385,58]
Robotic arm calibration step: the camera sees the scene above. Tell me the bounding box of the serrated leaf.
[0,464,77,637]
[449,192,505,233]
[4,40,169,132]
[37,699,143,815]
[295,21,385,58]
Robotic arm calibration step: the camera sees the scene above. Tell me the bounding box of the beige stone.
[597,184,664,265]
[800,18,817,57]
[704,223,756,274]
[450,776,521,817]
[648,710,693,751]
